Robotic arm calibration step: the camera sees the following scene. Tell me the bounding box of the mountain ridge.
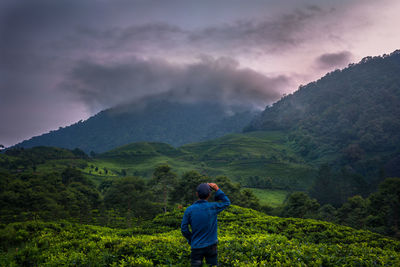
[14,99,259,153]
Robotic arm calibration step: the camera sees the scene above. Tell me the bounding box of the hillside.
[1,206,399,266]
[1,132,315,191]
[93,131,316,190]
[246,50,400,179]
[14,99,258,153]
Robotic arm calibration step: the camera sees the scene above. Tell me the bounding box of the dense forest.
[246,50,400,181]
[14,99,258,153]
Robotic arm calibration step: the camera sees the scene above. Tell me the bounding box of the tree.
[240,189,261,210]
[150,164,177,213]
[317,204,337,222]
[310,165,340,206]
[72,148,88,158]
[104,176,157,223]
[368,178,400,237]
[61,167,90,186]
[214,176,242,205]
[170,170,207,205]
[281,192,320,219]
[337,195,368,229]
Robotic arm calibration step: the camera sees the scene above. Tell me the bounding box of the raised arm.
[208,183,231,213]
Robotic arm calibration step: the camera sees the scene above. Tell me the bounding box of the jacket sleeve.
[213,189,231,213]
[181,209,192,244]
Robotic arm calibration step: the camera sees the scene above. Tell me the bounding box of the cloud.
[73,5,332,56]
[187,6,329,54]
[1,0,397,147]
[63,56,292,112]
[315,51,353,69]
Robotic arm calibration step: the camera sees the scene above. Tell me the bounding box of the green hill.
[1,206,399,266]
[14,100,258,153]
[92,131,316,190]
[2,131,315,192]
[246,50,400,180]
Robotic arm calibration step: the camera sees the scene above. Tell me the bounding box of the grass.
[4,131,317,191]
[80,131,318,190]
[246,188,288,207]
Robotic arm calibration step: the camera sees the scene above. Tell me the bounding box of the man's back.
[181,189,230,249]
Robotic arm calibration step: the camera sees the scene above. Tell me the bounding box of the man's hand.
[208,183,219,191]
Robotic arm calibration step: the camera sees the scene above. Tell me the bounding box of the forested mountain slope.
[246,50,400,178]
[15,99,258,153]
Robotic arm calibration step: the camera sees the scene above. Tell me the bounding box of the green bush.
[1,206,399,266]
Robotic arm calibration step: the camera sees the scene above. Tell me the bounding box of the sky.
[1,0,400,147]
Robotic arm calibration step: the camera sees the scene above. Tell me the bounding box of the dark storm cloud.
[63,57,291,111]
[188,6,329,53]
[315,51,353,69]
[72,5,331,55]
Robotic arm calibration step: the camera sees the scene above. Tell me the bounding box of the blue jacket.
[181,189,230,249]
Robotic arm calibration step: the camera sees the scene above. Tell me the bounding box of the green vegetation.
[278,178,400,238]
[94,131,316,190]
[246,50,400,181]
[246,188,288,207]
[1,145,400,265]
[1,206,399,266]
[15,100,258,153]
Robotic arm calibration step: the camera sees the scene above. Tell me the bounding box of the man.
[181,182,231,266]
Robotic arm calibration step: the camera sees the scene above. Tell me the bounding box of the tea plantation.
[1,206,399,266]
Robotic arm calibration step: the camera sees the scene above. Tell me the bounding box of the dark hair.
[198,192,210,199]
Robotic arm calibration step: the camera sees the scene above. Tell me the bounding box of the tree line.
[274,177,400,239]
[0,164,260,228]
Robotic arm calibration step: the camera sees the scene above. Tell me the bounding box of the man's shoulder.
[184,203,196,212]
[184,201,212,211]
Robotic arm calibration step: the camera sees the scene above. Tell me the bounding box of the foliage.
[278,178,400,239]
[246,50,400,180]
[149,165,178,213]
[368,177,400,238]
[2,130,317,192]
[170,170,208,205]
[1,206,399,266]
[103,176,160,221]
[309,164,368,206]
[337,195,368,229]
[14,100,259,153]
[0,168,100,224]
[281,192,319,219]
[246,188,288,208]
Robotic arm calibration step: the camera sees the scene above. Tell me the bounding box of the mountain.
[14,99,259,153]
[246,50,400,179]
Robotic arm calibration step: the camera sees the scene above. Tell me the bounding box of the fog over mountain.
[63,56,290,113]
[15,97,260,153]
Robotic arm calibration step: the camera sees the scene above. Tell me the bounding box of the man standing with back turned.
[181,182,231,266]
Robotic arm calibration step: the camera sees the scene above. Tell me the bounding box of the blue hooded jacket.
[181,189,230,249]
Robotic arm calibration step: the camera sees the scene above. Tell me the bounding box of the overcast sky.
[1,0,400,147]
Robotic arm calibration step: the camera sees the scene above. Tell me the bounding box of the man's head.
[196,183,211,200]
